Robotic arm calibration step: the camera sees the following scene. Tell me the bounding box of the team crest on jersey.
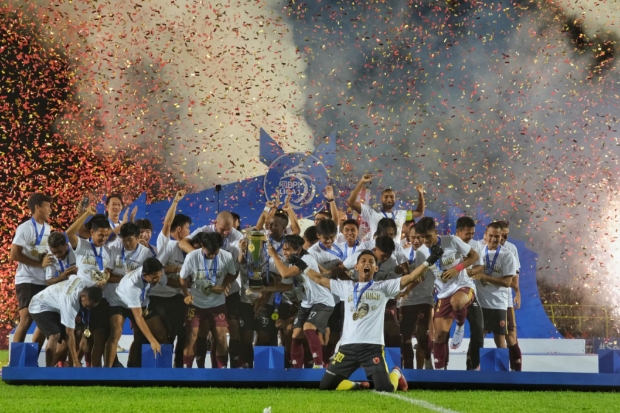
[263,153,330,219]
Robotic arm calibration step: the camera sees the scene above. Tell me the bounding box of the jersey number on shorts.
[333,352,345,364]
[187,307,196,321]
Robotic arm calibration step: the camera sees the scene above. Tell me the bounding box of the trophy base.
[248,278,263,290]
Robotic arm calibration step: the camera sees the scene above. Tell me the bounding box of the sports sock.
[336,380,360,391]
[291,338,304,368]
[195,338,208,368]
[433,341,448,369]
[402,341,414,369]
[453,307,468,326]
[240,342,254,368]
[84,353,92,367]
[508,343,522,371]
[389,371,400,391]
[183,355,194,368]
[304,329,324,366]
[228,339,241,368]
[216,355,228,368]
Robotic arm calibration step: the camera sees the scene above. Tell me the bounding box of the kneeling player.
[303,246,443,391]
[29,278,103,367]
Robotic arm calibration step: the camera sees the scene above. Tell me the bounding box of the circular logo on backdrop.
[264,152,330,219]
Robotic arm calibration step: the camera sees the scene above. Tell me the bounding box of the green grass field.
[0,350,618,412]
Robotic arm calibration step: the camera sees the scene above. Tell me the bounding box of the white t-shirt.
[475,246,517,310]
[45,248,76,281]
[74,237,111,287]
[281,254,334,308]
[360,204,408,241]
[189,224,244,250]
[334,240,373,262]
[431,235,476,299]
[12,219,51,285]
[180,249,236,309]
[307,242,345,271]
[151,231,186,298]
[105,243,152,302]
[29,277,85,329]
[332,278,402,346]
[400,245,435,306]
[111,267,167,309]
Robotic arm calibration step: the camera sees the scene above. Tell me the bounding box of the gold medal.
[271,312,279,321]
[352,312,359,321]
[246,288,254,297]
[83,328,91,338]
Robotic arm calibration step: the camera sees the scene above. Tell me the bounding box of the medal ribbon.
[409,246,415,265]
[343,240,359,260]
[273,292,282,310]
[269,237,283,253]
[89,240,104,271]
[203,253,219,285]
[353,280,374,311]
[381,210,396,220]
[30,218,45,246]
[318,242,344,260]
[140,275,150,303]
[57,255,74,277]
[80,308,90,329]
[121,246,139,271]
[148,245,157,257]
[485,245,501,275]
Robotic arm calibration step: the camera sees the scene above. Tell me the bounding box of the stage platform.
[3,342,620,391]
[3,366,620,391]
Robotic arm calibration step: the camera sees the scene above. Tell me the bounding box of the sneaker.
[424,359,434,370]
[391,366,408,391]
[450,324,465,349]
[313,364,324,369]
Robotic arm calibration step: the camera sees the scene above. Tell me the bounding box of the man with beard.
[347,174,425,241]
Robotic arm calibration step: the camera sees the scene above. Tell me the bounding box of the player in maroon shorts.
[414,217,480,369]
[180,232,237,368]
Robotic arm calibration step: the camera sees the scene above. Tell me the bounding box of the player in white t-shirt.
[399,224,435,369]
[453,216,486,370]
[184,211,245,251]
[346,174,425,241]
[108,258,169,367]
[180,232,237,368]
[499,221,523,371]
[10,193,52,344]
[149,190,192,368]
[267,234,334,369]
[104,222,154,367]
[45,231,77,286]
[414,217,480,370]
[304,246,443,391]
[66,206,112,367]
[474,222,517,349]
[29,278,103,367]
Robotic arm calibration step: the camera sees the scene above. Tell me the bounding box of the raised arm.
[256,200,276,230]
[324,186,339,227]
[347,174,372,214]
[162,190,185,238]
[409,184,426,219]
[282,196,301,235]
[66,206,97,249]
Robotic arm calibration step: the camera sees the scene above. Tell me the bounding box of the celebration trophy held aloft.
[245,230,269,293]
